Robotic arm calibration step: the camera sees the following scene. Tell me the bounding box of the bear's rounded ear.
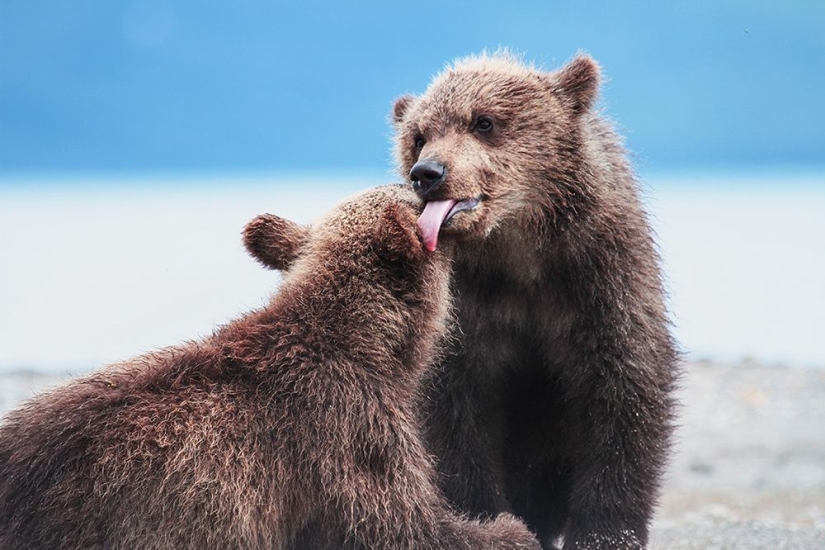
[392,95,416,127]
[242,214,309,271]
[375,203,424,266]
[550,54,601,115]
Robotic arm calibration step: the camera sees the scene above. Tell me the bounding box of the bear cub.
[0,185,540,550]
[395,53,680,550]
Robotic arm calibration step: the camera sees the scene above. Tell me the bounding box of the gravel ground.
[2,360,824,548]
[651,359,825,549]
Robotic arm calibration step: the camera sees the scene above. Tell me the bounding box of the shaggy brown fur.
[395,53,680,550]
[0,185,540,550]
[245,54,680,550]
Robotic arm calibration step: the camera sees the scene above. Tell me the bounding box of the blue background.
[1,2,824,372]
[2,0,824,176]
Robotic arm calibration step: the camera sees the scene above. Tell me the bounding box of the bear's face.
[393,54,600,251]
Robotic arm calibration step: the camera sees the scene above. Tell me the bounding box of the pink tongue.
[417,200,456,252]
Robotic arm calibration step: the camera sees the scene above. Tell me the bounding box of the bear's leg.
[420,356,512,519]
[337,477,540,550]
[552,368,673,550]
[501,370,572,549]
[334,429,538,549]
[505,463,571,550]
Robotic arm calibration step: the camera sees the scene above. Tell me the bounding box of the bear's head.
[247,185,454,364]
[244,184,451,296]
[392,52,601,251]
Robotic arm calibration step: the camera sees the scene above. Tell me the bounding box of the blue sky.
[1,1,824,175]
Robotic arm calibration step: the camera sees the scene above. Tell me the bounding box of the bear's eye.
[414,135,426,149]
[474,115,494,133]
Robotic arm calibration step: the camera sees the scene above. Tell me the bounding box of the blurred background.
[1,1,824,372]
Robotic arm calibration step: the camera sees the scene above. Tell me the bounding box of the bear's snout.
[410,159,446,196]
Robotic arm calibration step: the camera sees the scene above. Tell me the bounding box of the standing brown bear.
[0,185,541,550]
[246,53,680,550]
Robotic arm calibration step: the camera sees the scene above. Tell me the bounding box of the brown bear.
[245,53,680,550]
[0,185,541,550]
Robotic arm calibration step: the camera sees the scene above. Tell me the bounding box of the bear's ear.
[374,203,425,266]
[392,95,416,127]
[242,214,310,271]
[550,54,601,115]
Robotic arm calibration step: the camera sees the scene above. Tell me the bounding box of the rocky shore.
[2,360,823,549]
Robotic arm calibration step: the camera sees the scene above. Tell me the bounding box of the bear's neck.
[455,223,550,288]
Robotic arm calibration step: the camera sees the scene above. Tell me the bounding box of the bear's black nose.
[410,160,446,195]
